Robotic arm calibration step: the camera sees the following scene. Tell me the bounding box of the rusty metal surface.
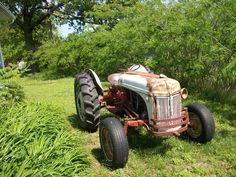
[108,70,181,96]
[123,70,160,79]
[153,117,188,129]
[122,110,189,137]
[151,125,188,137]
[123,119,150,134]
[123,70,181,96]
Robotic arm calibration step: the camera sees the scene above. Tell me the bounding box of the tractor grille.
[156,94,181,120]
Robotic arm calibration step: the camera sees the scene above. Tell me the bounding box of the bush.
[0,65,25,105]
[0,102,89,176]
[34,36,84,77]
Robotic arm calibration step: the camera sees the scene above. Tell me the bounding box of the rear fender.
[88,69,103,95]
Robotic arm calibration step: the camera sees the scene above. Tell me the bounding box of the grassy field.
[18,76,236,177]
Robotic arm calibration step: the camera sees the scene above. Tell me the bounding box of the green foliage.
[34,36,82,77]
[0,102,89,176]
[0,24,48,65]
[0,65,25,105]
[0,81,24,102]
[0,26,26,64]
[86,0,137,29]
[0,64,25,79]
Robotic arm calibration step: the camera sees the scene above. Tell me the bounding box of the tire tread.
[74,72,100,132]
[99,117,129,168]
[187,103,215,143]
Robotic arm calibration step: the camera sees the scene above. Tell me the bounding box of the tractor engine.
[105,65,187,134]
[101,86,147,118]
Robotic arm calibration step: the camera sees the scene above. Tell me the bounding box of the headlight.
[181,88,188,99]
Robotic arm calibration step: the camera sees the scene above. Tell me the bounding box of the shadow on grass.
[67,114,79,128]
[67,113,115,131]
[127,127,170,154]
[207,102,236,127]
[67,114,90,132]
[217,129,236,138]
[128,128,159,148]
[91,148,119,170]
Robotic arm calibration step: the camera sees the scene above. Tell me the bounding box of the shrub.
[0,65,25,105]
[34,36,84,77]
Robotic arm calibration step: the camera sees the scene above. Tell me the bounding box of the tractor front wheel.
[187,103,215,143]
[99,117,129,168]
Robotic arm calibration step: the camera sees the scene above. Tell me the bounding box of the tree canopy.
[0,0,101,53]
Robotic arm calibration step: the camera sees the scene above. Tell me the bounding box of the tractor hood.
[108,71,181,96]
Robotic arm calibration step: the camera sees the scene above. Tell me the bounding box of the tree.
[0,0,96,71]
[86,0,137,30]
[1,0,57,51]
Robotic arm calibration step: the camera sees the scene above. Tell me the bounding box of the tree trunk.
[23,27,38,72]
[24,27,35,51]
[49,20,54,40]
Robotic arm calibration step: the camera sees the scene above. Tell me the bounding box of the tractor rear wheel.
[187,103,215,143]
[74,72,100,132]
[99,117,129,168]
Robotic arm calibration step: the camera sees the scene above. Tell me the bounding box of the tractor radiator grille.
[156,94,181,120]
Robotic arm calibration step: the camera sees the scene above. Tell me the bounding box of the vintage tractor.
[74,64,215,167]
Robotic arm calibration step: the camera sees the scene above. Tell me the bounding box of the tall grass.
[0,102,89,176]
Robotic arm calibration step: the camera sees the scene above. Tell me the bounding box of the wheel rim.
[100,126,113,161]
[187,112,203,138]
[76,85,86,122]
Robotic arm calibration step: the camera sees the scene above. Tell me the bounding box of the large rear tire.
[187,103,215,143]
[74,72,100,132]
[99,117,129,168]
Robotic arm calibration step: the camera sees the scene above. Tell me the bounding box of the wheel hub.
[101,127,113,161]
[187,112,202,138]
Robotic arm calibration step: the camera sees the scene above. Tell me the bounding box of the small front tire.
[99,117,129,168]
[187,103,215,143]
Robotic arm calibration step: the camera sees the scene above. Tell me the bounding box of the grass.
[12,76,236,176]
[0,102,89,176]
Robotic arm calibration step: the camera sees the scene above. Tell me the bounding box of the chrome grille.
[156,94,181,120]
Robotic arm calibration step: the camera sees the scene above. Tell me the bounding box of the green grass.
[12,76,236,176]
[0,102,89,176]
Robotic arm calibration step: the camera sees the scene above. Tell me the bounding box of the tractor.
[74,64,215,167]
